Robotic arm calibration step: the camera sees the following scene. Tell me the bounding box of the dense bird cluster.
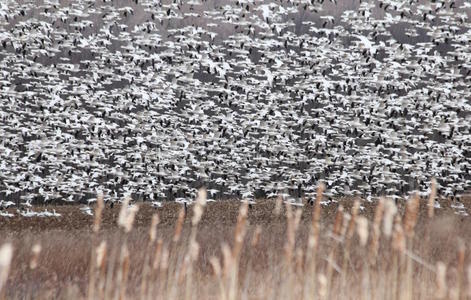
[0,0,470,207]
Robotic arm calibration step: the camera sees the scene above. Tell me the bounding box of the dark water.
[0,0,470,206]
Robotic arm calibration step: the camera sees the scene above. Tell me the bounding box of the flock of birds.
[0,0,470,216]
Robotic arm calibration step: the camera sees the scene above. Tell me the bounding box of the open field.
[1,189,471,299]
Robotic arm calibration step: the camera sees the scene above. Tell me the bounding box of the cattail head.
[152,239,163,270]
[235,201,249,244]
[383,199,397,237]
[118,197,139,232]
[233,201,249,262]
[313,182,325,224]
[149,214,160,242]
[118,197,131,228]
[285,200,293,222]
[332,205,344,237]
[96,241,107,270]
[436,262,447,299]
[318,273,327,297]
[0,243,13,294]
[428,178,437,219]
[173,207,185,243]
[307,230,317,250]
[93,193,104,233]
[192,204,204,227]
[340,212,351,238]
[392,215,405,253]
[192,188,207,226]
[274,195,283,216]
[160,246,169,272]
[403,193,420,238]
[373,198,385,230]
[369,200,384,264]
[251,226,262,248]
[196,187,207,206]
[121,244,129,262]
[121,204,139,233]
[209,256,222,277]
[29,243,41,270]
[238,199,249,218]
[351,199,361,218]
[356,216,369,246]
[309,183,325,249]
[284,203,298,263]
[189,239,200,262]
[221,242,233,277]
[346,199,360,239]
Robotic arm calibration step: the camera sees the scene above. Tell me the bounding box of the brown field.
[1,190,471,300]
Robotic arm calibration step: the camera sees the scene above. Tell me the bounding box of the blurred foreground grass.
[1,184,471,300]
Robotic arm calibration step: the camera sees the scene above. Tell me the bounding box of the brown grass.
[1,192,471,299]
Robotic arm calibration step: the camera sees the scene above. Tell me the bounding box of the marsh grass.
[1,184,471,299]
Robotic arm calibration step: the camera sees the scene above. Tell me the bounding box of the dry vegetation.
[1,184,471,300]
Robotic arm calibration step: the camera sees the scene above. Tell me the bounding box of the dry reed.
[1,184,470,300]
